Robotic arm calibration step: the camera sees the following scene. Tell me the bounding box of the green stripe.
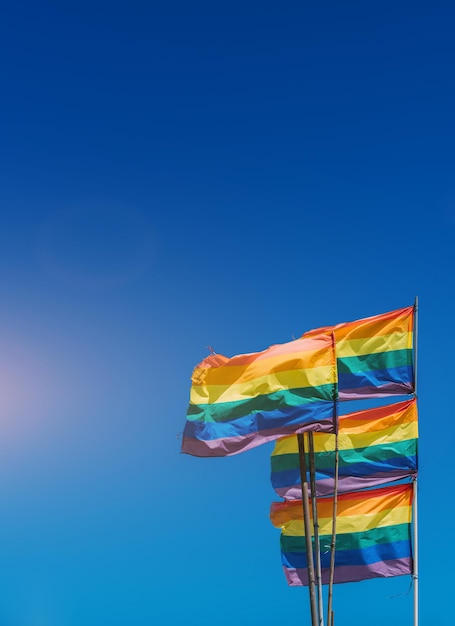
[281,523,410,554]
[186,384,335,422]
[271,452,301,473]
[314,438,417,470]
[337,349,412,374]
[271,439,417,473]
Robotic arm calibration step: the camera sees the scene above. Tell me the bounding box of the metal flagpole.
[412,477,419,626]
[414,296,418,399]
[326,429,339,626]
[298,432,318,626]
[413,296,419,626]
[327,332,339,626]
[308,432,324,626]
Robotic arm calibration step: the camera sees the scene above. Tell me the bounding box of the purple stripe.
[339,381,414,401]
[275,486,302,499]
[284,557,412,586]
[181,419,334,457]
[315,473,415,497]
[274,472,416,500]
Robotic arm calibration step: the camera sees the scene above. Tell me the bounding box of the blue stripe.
[183,400,334,442]
[271,468,300,490]
[282,540,412,569]
[338,365,413,392]
[336,456,417,477]
[271,456,417,490]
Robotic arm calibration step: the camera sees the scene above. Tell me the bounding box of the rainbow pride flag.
[271,399,418,498]
[303,306,414,400]
[270,483,413,585]
[181,334,337,457]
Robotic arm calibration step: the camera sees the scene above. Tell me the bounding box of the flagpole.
[308,432,324,626]
[326,429,339,626]
[327,332,339,626]
[412,477,419,626]
[414,296,418,399]
[298,432,318,626]
[413,296,419,626]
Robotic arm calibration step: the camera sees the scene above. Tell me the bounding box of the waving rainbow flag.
[271,399,418,498]
[303,306,414,400]
[181,334,337,457]
[270,483,413,585]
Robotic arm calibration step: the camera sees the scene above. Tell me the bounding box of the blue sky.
[0,1,453,624]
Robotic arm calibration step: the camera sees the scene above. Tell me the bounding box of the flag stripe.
[337,332,413,357]
[305,307,413,341]
[283,540,411,569]
[190,366,336,405]
[337,350,412,374]
[282,506,410,536]
[284,558,412,586]
[282,523,410,553]
[337,400,417,432]
[272,429,417,464]
[182,424,336,457]
[271,483,412,526]
[188,384,335,422]
[273,399,417,452]
[184,399,335,441]
[272,441,417,476]
[192,339,335,386]
[273,450,416,488]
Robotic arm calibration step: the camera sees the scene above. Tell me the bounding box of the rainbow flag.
[270,483,413,585]
[271,399,418,498]
[181,334,337,457]
[303,306,414,400]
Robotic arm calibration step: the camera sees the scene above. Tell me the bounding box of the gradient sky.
[1,2,454,625]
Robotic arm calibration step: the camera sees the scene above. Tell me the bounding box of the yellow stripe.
[281,505,412,536]
[303,307,413,342]
[340,402,417,434]
[192,344,335,387]
[272,436,302,455]
[272,401,417,456]
[190,365,335,405]
[270,485,412,525]
[273,420,417,455]
[336,331,413,358]
[331,308,413,341]
[315,421,417,452]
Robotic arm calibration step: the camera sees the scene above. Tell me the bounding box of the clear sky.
[0,1,453,625]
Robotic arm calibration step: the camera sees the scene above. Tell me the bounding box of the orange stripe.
[303,306,413,341]
[339,399,417,434]
[191,335,334,386]
[270,484,412,526]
